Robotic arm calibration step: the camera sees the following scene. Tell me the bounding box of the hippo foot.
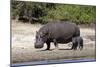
[79,48,83,50]
[73,49,77,50]
[45,48,50,50]
[71,48,77,50]
[70,47,74,50]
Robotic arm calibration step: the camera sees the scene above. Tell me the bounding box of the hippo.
[34,21,80,50]
[72,36,83,50]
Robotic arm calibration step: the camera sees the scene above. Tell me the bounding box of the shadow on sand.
[36,48,72,52]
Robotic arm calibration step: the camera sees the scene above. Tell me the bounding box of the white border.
[0,0,10,67]
[0,0,98,67]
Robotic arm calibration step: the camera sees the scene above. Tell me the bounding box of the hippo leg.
[71,37,79,50]
[71,41,78,50]
[79,45,83,50]
[79,40,83,50]
[71,43,78,50]
[53,39,58,50]
[46,42,50,50]
[71,45,74,50]
[76,36,83,50]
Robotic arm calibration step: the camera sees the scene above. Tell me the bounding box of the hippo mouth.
[34,44,44,49]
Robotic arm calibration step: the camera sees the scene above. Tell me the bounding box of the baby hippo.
[71,36,83,50]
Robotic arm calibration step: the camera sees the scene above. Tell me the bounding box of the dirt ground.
[11,20,96,63]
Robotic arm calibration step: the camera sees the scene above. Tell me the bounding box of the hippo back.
[38,21,80,43]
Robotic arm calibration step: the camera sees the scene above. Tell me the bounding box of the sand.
[11,20,96,63]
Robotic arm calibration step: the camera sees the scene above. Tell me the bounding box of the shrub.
[11,1,96,24]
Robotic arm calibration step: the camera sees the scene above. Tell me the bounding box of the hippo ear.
[42,31,48,36]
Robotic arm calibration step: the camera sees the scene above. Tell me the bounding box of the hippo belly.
[56,37,72,44]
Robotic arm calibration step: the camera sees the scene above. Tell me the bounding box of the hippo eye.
[36,35,38,39]
[40,35,43,38]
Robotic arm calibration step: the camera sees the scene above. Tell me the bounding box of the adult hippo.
[34,21,80,50]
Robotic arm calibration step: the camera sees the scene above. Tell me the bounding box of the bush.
[11,1,96,24]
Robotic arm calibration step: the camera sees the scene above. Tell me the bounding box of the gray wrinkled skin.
[72,36,83,50]
[34,21,80,50]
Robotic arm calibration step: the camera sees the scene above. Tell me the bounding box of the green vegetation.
[11,0,96,24]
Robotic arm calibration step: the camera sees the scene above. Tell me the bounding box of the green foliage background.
[11,1,96,24]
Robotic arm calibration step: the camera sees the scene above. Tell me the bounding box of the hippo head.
[34,31,48,49]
